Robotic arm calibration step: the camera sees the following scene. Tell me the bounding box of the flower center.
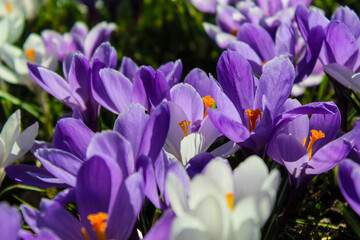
[5,2,13,13]
[25,49,36,63]
[81,212,108,240]
[178,120,192,138]
[302,130,325,160]
[202,95,215,118]
[225,193,234,211]
[229,29,238,36]
[262,61,267,66]
[245,108,262,132]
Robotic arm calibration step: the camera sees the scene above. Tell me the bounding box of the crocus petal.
[338,159,360,215]
[139,102,170,161]
[170,83,204,123]
[35,149,82,187]
[332,6,360,39]
[275,19,295,59]
[166,172,189,217]
[237,23,276,62]
[159,60,183,88]
[53,118,94,160]
[183,68,212,97]
[0,203,21,240]
[107,172,144,240]
[324,63,360,92]
[90,42,117,69]
[254,56,294,116]
[28,64,78,108]
[191,0,216,13]
[144,210,176,240]
[180,133,206,165]
[216,50,255,122]
[5,164,67,188]
[86,131,133,177]
[76,157,112,239]
[21,204,40,233]
[0,110,20,159]
[120,57,138,80]
[186,152,214,179]
[207,108,250,143]
[95,68,133,113]
[84,22,116,59]
[114,103,149,156]
[37,199,84,240]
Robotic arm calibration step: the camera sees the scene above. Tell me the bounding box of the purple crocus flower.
[21,156,144,240]
[42,21,115,61]
[267,101,360,189]
[338,158,360,216]
[92,57,182,114]
[27,42,117,131]
[207,51,295,156]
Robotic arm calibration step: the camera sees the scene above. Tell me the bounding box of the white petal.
[203,159,233,196]
[210,141,239,158]
[170,214,207,240]
[5,121,38,166]
[198,116,219,151]
[166,172,189,217]
[0,64,19,84]
[0,110,20,159]
[180,133,206,165]
[233,155,268,202]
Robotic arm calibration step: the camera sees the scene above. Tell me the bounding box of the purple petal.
[0,203,21,240]
[136,155,163,209]
[254,56,295,116]
[114,103,149,156]
[332,6,360,39]
[90,42,117,69]
[37,199,83,240]
[237,23,276,61]
[139,102,170,161]
[183,68,212,97]
[86,131,134,177]
[132,69,150,110]
[84,22,116,59]
[21,204,40,233]
[28,64,78,108]
[76,157,112,239]
[324,63,359,91]
[216,50,256,122]
[323,22,358,69]
[120,57,139,81]
[338,159,360,215]
[186,152,214,179]
[94,68,133,113]
[275,19,295,59]
[53,118,94,159]
[5,165,67,188]
[106,172,144,240]
[144,209,176,240]
[207,108,250,143]
[158,60,183,88]
[35,149,83,187]
[191,0,217,13]
[170,83,204,123]
[227,41,262,76]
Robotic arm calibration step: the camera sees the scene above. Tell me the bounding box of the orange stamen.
[262,61,268,66]
[202,95,215,118]
[245,108,262,132]
[5,2,13,13]
[178,120,192,138]
[225,193,234,211]
[302,130,325,160]
[25,49,36,63]
[86,212,108,240]
[229,29,238,36]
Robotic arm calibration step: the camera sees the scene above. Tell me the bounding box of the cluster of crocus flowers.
[1,0,360,239]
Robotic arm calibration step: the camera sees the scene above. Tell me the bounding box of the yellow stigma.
[178,120,192,138]
[5,2,13,13]
[202,95,215,118]
[229,29,238,36]
[225,193,234,211]
[25,49,36,63]
[82,212,108,240]
[261,61,268,66]
[245,108,262,132]
[302,130,325,160]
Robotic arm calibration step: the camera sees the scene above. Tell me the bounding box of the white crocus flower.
[0,33,57,91]
[0,0,38,20]
[166,155,280,240]
[0,15,24,47]
[0,110,38,184]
